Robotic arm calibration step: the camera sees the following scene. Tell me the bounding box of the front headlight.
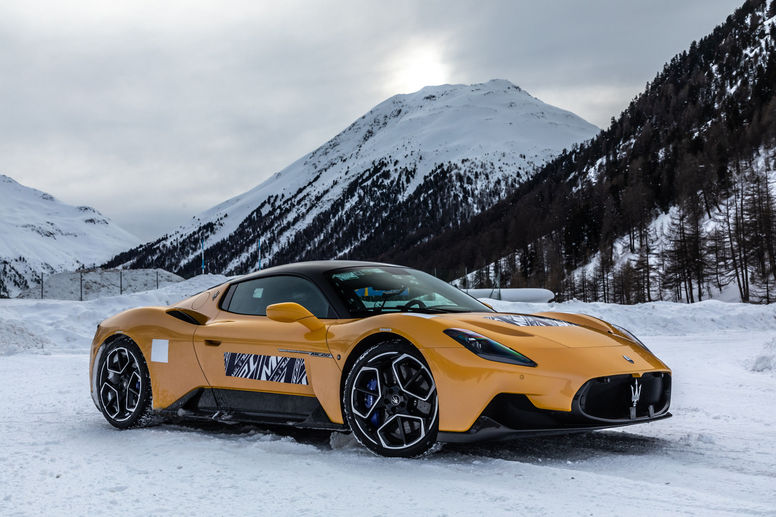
[611,324,651,353]
[443,328,537,367]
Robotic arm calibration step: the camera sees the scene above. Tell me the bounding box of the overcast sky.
[1,0,745,240]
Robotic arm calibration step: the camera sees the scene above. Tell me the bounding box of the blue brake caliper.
[365,378,380,426]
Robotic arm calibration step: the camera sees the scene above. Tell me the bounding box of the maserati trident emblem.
[630,379,642,407]
[623,355,634,364]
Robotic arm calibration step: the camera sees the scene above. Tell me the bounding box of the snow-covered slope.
[110,79,598,276]
[0,174,140,297]
[458,144,776,303]
[449,7,776,303]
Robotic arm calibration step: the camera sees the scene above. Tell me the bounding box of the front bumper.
[439,372,671,442]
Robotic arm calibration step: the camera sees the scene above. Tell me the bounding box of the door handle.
[204,339,222,347]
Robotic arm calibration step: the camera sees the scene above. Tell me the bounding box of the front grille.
[468,372,671,435]
[576,372,671,421]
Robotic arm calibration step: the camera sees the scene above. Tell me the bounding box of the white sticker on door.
[151,339,169,363]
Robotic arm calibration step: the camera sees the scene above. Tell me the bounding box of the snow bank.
[0,274,227,355]
[2,279,775,356]
[1,277,774,356]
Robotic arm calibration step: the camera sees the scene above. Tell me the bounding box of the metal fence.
[19,269,183,301]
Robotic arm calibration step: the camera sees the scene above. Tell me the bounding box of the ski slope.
[0,278,774,515]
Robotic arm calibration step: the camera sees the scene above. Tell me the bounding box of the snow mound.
[0,319,51,355]
[750,338,776,373]
[0,274,228,355]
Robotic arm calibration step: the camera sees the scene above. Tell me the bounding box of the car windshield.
[326,266,493,317]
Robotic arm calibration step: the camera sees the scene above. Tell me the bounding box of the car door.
[192,275,335,416]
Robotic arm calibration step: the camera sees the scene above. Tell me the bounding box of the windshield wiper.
[362,306,465,316]
[402,307,449,314]
[376,286,406,311]
[426,305,472,313]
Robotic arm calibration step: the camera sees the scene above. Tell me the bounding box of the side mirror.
[266,302,324,331]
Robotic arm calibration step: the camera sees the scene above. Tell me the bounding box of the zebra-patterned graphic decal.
[224,352,308,385]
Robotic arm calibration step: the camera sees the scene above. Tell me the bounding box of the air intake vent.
[166,310,202,325]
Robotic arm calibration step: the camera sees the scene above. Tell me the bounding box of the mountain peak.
[0,175,140,297]
[383,79,530,108]
[109,80,599,277]
[408,79,522,95]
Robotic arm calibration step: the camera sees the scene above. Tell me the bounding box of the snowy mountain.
[107,79,598,276]
[0,175,140,297]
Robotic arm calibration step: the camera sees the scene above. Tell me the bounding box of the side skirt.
[160,388,347,431]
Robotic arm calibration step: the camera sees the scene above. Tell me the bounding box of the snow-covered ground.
[1,278,775,515]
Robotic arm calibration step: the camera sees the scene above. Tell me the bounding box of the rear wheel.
[96,338,155,429]
[343,341,438,457]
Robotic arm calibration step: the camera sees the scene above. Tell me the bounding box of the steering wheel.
[401,299,427,311]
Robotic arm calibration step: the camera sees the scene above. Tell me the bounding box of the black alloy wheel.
[343,341,439,457]
[96,338,154,429]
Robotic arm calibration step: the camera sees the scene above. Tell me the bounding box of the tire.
[95,337,155,429]
[343,340,439,457]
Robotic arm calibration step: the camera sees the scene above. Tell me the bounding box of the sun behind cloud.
[385,43,451,94]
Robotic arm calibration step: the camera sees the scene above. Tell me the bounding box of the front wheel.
[343,341,439,457]
[95,338,155,429]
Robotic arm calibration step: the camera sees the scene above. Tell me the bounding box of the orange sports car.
[90,261,671,457]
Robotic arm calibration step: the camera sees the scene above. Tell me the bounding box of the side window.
[225,276,334,318]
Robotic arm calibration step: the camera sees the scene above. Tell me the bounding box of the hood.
[430,312,629,349]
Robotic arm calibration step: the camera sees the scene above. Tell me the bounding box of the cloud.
[0,0,744,239]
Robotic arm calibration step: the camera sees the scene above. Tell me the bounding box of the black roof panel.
[237,260,403,282]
